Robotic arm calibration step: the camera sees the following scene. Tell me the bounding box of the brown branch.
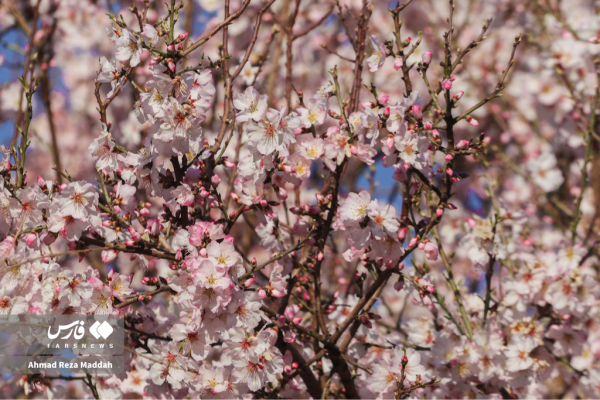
[292,5,334,39]
[11,0,42,147]
[78,236,177,261]
[230,0,277,81]
[114,285,173,309]
[180,0,252,58]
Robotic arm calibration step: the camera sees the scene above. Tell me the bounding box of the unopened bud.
[167,59,175,72]
[377,92,390,105]
[37,175,46,189]
[452,91,464,101]
[465,116,479,126]
[421,51,432,65]
[386,135,395,150]
[394,56,404,70]
[456,140,469,150]
[149,56,163,66]
[412,105,422,120]
[398,227,407,241]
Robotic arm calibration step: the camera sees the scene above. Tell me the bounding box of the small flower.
[115,30,143,67]
[367,35,386,72]
[233,86,268,122]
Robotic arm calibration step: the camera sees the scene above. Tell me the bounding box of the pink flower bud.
[418,241,425,250]
[398,227,407,241]
[176,32,189,41]
[466,116,479,126]
[445,154,454,161]
[436,207,444,217]
[211,175,221,186]
[149,56,162,66]
[432,129,440,140]
[176,249,183,261]
[140,207,150,216]
[350,145,358,155]
[386,135,395,150]
[412,105,422,120]
[384,106,391,118]
[224,160,236,168]
[128,227,141,242]
[230,192,241,202]
[138,295,144,302]
[456,140,470,149]
[394,56,404,70]
[24,233,37,246]
[37,175,46,189]
[408,237,418,247]
[421,51,432,65]
[167,59,175,72]
[441,78,452,90]
[452,91,464,101]
[424,121,433,130]
[446,167,453,176]
[277,315,286,327]
[377,92,390,105]
[167,44,175,53]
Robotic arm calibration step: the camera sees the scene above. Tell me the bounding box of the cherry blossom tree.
[0,0,599,398]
